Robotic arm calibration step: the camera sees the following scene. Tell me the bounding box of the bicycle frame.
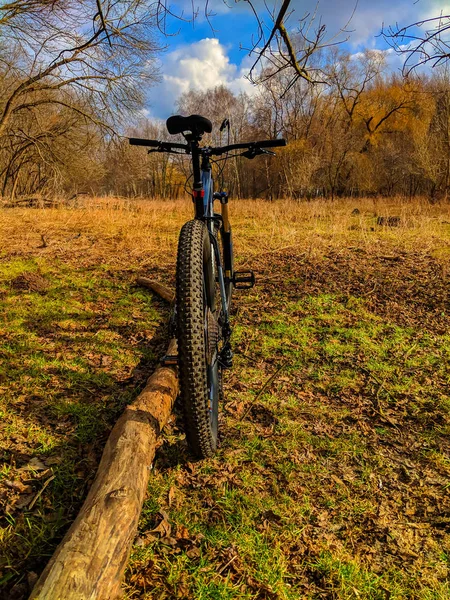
[189,140,232,334]
[128,125,285,379]
[190,141,212,219]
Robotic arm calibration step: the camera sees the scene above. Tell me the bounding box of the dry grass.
[1,196,449,270]
[0,196,449,599]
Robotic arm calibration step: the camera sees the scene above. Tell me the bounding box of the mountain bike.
[130,114,286,458]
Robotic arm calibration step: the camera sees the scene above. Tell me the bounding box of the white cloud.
[349,47,405,74]
[146,2,450,118]
[147,38,255,118]
[417,1,450,23]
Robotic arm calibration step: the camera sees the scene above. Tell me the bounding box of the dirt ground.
[0,198,449,599]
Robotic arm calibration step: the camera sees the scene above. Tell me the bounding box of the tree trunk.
[136,278,175,303]
[29,340,178,600]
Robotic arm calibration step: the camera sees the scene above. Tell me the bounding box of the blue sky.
[146,0,450,118]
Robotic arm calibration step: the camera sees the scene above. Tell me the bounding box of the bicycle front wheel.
[176,219,220,458]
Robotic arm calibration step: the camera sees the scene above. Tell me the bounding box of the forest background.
[1,0,450,202]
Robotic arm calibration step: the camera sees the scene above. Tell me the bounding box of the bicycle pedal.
[233,270,255,290]
[161,355,178,366]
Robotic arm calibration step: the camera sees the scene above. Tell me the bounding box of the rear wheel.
[176,219,220,458]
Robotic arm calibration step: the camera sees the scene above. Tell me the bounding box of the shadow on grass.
[0,261,176,599]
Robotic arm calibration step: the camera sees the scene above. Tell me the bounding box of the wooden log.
[136,277,175,303]
[30,340,178,600]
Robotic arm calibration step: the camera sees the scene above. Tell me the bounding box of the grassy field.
[0,197,449,599]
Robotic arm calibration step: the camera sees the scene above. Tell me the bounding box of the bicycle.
[129,114,286,458]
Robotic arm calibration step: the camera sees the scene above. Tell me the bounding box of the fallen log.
[136,277,175,303]
[30,339,178,600]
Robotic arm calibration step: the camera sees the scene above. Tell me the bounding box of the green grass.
[0,228,449,598]
[124,283,450,599]
[0,257,162,585]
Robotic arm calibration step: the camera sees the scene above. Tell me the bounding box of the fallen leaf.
[34,468,53,480]
[260,509,282,524]
[27,572,38,590]
[149,510,171,538]
[176,524,190,540]
[331,474,345,486]
[25,458,46,471]
[100,355,112,367]
[176,584,190,598]
[15,494,35,509]
[160,536,178,546]
[4,480,32,493]
[44,456,62,466]
[186,546,201,559]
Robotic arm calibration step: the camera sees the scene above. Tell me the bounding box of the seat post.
[166,116,212,219]
[190,140,204,219]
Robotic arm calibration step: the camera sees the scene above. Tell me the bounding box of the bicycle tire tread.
[176,219,216,458]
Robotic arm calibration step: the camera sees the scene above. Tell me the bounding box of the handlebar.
[211,139,286,155]
[128,137,286,156]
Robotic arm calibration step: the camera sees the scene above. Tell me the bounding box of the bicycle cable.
[183,151,245,196]
[211,152,247,163]
[184,171,194,197]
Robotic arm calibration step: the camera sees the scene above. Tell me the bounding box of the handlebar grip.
[129,138,161,147]
[256,139,287,148]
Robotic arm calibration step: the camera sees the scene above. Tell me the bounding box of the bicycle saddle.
[166,114,212,136]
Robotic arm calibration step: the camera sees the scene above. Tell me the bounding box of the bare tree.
[244,0,355,95]
[0,0,160,196]
[176,86,253,197]
[0,1,160,133]
[384,7,450,75]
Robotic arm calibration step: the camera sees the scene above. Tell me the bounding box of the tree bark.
[29,339,178,600]
[136,277,175,303]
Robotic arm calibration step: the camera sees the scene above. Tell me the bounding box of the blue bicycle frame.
[196,154,229,327]
[201,168,214,219]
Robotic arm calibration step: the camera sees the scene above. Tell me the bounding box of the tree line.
[0,0,159,202]
[1,0,449,202]
[117,54,450,201]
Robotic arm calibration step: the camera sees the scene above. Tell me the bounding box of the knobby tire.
[176,219,219,458]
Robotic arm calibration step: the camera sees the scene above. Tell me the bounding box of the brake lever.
[148,148,188,155]
[242,147,276,159]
